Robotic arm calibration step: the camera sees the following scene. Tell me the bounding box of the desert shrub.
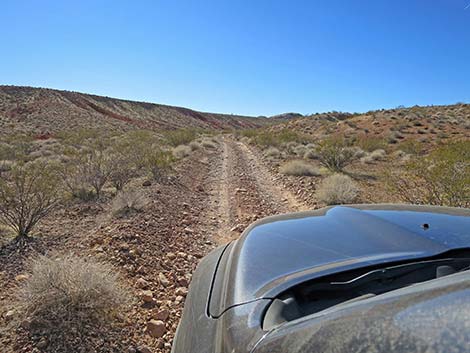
[0,161,62,239]
[173,144,192,159]
[144,148,175,181]
[112,190,147,216]
[304,148,318,160]
[81,151,113,198]
[15,254,131,351]
[0,159,15,176]
[293,144,307,157]
[316,137,357,172]
[189,140,201,151]
[280,160,322,176]
[108,154,139,191]
[350,146,366,159]
[386,141,470,207]
[398,139,424,155]
[360,149,386,164]
[201,138,218,149]
[264,147,281,158]
[60,150,114,199]
[316,174,359,205]
[355,135,387,152]
[164,129,197,147]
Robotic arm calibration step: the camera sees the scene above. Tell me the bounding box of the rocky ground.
[0,135,307,353]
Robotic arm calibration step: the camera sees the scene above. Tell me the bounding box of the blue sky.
[1,0,469,116]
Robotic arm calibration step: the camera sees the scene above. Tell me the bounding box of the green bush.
[164,129,197,147]
[144,148,175,181]
[386,141,470,207]
[316,136,357,172]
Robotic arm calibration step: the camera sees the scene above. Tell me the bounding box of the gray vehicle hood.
[211,204,470,316]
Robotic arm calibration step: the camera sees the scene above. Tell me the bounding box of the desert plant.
[360,149,386,164]
[264,147,281,158]
[173,144,192,159]
[280,160,322,176]
[0,161,62,239]
[356,134,387,152]
[316,174,359,205]
[144,148,175,181]
[189,140,201,151]
[112,190,147,216]
[164,128,197,147]
[386,141,470,207]
[316,137,356,172]
[15,254,131,351]
[201,138,218,149]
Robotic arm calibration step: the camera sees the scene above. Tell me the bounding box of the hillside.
[0,86,274,136]
[273,104,470,147]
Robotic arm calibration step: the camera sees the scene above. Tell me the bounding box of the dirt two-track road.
[200,135,308,244]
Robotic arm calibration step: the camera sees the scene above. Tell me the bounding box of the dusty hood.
[210,205,470,316]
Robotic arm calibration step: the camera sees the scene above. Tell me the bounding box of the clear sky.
[1,0,469,116]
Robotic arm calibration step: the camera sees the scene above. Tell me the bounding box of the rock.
[146,320,166,338]
[175,295,184,303]
[128,347,137,353]
[183,227,194,234]
[4,310,15,321]
[175,287,188,297]
[141,290,154,303]
[155,308,170,321]
[15,274,29,282]
[136,278,149,289]
[166,252,176,260]
[138,345,152,353]
[177,277,189,287]
[158,273,170,287]
[142,180,152,187]
[230,224,243,232]
[36,337,48,349]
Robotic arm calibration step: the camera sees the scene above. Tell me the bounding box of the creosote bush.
[0,161,62,239]
[144,148,175,181]
[316,174,359,205]
[15,254,131,351]
[316,136,357,172]
[164,128,197,147]
[387,141,470,207]
[280,160,322,176]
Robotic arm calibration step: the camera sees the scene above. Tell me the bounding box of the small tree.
[0,161,62,239]
[387,141,470,207]
[316,136,356,172]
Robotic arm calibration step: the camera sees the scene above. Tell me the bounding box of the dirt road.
[200,136,308,244]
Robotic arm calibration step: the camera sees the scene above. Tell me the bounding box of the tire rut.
[204,136,308,245]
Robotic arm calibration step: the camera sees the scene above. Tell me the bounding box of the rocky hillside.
[274,104,470,147]
[0,86,275,136]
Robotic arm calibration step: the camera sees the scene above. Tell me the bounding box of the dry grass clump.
[360,149,386,164]
[14,254,131,352]
[172,144,192,159]
[264,147,281,158]
[201,137,218,149]
[112,190,147,216]
[280,160,322,176]
[316,174,359,205]
[189,140,201,151]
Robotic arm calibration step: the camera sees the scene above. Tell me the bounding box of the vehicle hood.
[211,205,470,316]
